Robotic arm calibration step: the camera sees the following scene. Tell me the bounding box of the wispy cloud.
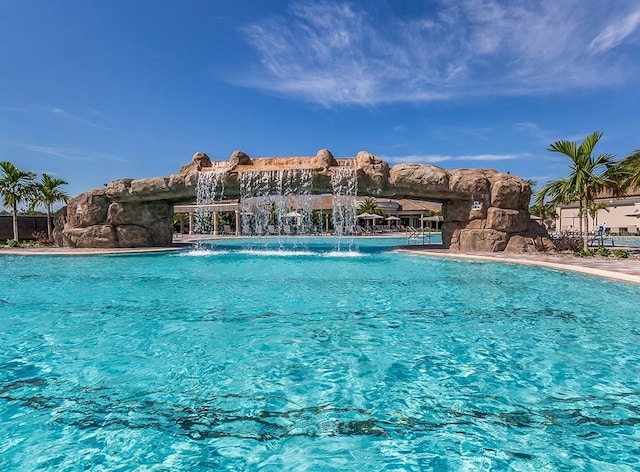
[383,152,524,166]
[51,107,107,129]
[0,139,130,163]
[590,10,640,53]
[238,0,640,106]
[456,153,523,162]
[0,139,70,158]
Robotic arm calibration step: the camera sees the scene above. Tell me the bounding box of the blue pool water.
[1,237,639,470]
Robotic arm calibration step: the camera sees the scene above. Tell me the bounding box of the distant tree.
[529,202,558,230]
[535,132,617,251]
[584,201,609,228]
[357,197,387,217]
[29,173,69,239]
[0,161,36,241]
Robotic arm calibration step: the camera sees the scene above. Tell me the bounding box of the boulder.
[314,149,338,170]
[455,229,509,252]
[389,164,450,199]
[489,174,531,210]
[355,151,390,194]
[486,208,530,233]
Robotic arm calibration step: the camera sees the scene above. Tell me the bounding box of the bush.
[574,247,596,257]
[595,247,611,257]
[6,239,20,248]
[33,231,54,246]
[613,249,630,259]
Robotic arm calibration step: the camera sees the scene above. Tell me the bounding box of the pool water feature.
[1,238,639,470]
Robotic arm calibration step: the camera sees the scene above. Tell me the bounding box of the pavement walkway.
[399,247,640,285]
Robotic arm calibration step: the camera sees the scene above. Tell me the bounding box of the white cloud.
[383,154,454,165]
[237,0,640,106]
[51,107,107,129]
[0,139,130,163]
[590,9,640,53]
[0,139,69,158]
[383,152,524,165]
[455,153,523,161]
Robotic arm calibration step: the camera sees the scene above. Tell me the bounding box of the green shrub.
[6,239,19,248]
[613,249,630,259]
[595,247,611,257]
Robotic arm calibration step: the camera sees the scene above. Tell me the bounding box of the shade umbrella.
[357,213,384,219]
[357,212,383,230]
[285,211,303,217]
[625,204,640,218]
[385,215,400,230]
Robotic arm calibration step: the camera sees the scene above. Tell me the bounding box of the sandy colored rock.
[486,208,530,233]
[57,150,551,252]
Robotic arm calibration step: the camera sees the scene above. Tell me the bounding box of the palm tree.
[30,173,69,239]
[529,202,558,230]
[609,149,640,192]
[584,201,609,228]
[535,132,616,251]
[357,197,386,217]
[0,161,36,241]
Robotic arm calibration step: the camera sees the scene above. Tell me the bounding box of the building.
[174,197,442,235]
[554,189,640,235]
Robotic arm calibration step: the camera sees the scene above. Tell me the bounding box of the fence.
[0,215,49,240]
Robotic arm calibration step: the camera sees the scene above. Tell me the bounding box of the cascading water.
[239,169,314,237]
[194,169,226,234]
[331,167,358,239]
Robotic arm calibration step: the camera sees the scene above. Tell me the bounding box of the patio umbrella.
[385,215,400,229]
[285,211,303,217]
[357,213,384,219]
[625,204,640,217]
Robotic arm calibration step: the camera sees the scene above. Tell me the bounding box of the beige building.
[555,190,640,235]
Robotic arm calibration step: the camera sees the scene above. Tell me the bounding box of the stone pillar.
[235,210,241,236]
[213,212,219,235]
[179,214,185,234]
[188,212,194,235]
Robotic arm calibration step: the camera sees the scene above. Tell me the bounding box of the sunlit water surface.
[1,237,639,471]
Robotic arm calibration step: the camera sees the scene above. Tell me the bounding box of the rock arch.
[54,150,550,251]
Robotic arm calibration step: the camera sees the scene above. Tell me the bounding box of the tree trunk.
[11,203,19,241]
[46,205,52,239]
[582,199,589,252]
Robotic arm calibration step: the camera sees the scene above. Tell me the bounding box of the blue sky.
[2,0,640,202]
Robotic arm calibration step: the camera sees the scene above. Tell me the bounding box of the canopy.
[357,213,384,219]
[385,216,401,221]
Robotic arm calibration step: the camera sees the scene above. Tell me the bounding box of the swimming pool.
[1,238,639,470]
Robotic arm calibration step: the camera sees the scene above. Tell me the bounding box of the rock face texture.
[54,149,552,252]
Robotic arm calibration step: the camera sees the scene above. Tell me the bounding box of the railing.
[406,226,432,245]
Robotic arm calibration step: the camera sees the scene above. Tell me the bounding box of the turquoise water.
[1,237,640,471]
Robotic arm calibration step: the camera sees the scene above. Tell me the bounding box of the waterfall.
[239,169,314,236]
[194,169,226,234]
[331,167,357,238]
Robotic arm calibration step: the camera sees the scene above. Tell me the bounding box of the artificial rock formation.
[54,149,552,252]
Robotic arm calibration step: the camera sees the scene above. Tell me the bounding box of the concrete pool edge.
[398,247,640,286]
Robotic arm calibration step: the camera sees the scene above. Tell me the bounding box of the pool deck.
[398,246,640,285]
[2,237,639,285]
